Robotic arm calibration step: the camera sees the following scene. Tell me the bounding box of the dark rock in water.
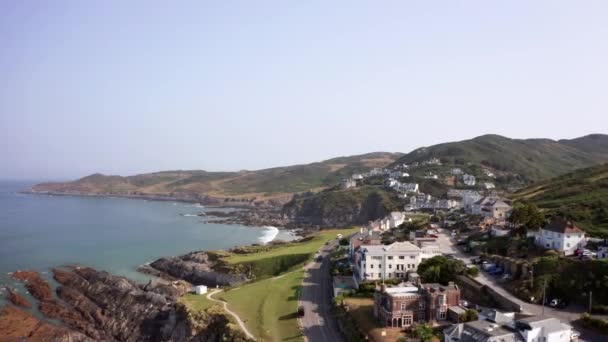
[11,270,53,301]
[149,251,248,287]
[5,287,32,308]
[0,305,91,341]
[2,267,253,341]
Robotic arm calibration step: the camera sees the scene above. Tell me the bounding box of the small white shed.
[195,285,207,295]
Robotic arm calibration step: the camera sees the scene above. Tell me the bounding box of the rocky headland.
[1,267,252,341]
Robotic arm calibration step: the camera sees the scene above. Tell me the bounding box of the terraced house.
[374,282,461,328]
[354,241,440,282]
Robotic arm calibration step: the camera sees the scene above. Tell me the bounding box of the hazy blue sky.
[1,1,607,180]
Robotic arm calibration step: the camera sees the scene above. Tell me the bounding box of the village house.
[451,168,463,175]
[349,227,382,261]
[374,282,460,329]
[534,219,586,256]
[355,241,441,282]
[490,224,511,237]
[399,183,419,193]
[389,211,407,228]
[352,173,364,180]
[471,197,512,220]
[483,182,495,190]
[444,310,573,342]
[341,178,357,189]
[462,174,476,186]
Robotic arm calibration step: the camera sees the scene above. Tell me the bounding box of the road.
[436,229,603,341]
[207,289,257,341]
[299,240,345,342]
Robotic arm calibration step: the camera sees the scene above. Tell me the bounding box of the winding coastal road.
[299,241,345,342]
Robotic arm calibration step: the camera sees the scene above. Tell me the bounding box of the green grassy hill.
[392,134,608,183]
[31,152,401,200]
[512,163,608,236]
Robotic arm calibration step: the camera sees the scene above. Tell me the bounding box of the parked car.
[481,262,496,271]
[459,300,469,308]
[574,248,585,256]
[297,305,305,317]
[471,257,483,264]
[489,267,504,276]
[549,298,568,309]
[570,330,580,340]
[429,234,439,238]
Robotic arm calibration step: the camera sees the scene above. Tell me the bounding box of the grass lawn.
[343,297,405,342]
[224,228,358,265]
[220,269,305,342]
[179,293,217,312]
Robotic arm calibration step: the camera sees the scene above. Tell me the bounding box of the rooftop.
[542,219,584,234]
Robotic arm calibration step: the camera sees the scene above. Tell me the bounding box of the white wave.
[192,204,204,208]
[181,214,198,217]
[258,226,279,244]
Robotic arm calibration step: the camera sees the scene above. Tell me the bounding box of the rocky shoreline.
[1,267,252,341]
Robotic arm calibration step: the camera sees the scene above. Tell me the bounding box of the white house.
[451,168,463,175]
[444,312,573,342]
[389,211,406,228]
[399,183,419,193]
[535,219,586,256]
[462,191,482,213]
[195,285,208,295]
[484,182,495,190]
[355,242,438,282]
[462,174,476,186]
[352,173,364,180]
[341,178,357,189]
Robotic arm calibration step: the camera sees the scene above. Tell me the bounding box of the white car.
[570,330,580,340]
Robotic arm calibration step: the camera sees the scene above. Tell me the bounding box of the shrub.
[580,313,608,334]
[466,266,479,277]
[591,305,608,314]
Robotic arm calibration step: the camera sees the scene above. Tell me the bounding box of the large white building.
[444,310,573,342]
[535,219,586,256]
[355,241,440,282]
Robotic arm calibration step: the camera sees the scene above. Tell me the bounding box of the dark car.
[297,305,305,317]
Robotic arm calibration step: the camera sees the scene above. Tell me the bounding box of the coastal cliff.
[281,186,402,228]
[1,268,252,341]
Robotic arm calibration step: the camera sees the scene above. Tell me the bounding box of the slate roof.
[542,219,584,234]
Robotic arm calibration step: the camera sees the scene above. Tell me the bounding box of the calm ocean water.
[0,180,293,295]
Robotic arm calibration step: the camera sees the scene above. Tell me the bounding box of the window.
[410,255,415,259]
[388,273,392,278]
[404,316,412,326]
[389,264,392,269]
[400,302,406,311]
[419,301,425,309]
[438,309,447,320]
[370,264,374,269]
[379,264,382,268]
[399,256,405,260]
[567,243,570,248]
[388,256,393,260]
[438,295,446,306]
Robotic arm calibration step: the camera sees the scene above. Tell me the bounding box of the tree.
[417,256,466,285]
[459,309,479,322]
[414,323,434,342]
[509,204,545,235]
[339,238,348,246]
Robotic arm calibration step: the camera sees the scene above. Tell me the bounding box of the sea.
[0,180,294,304]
